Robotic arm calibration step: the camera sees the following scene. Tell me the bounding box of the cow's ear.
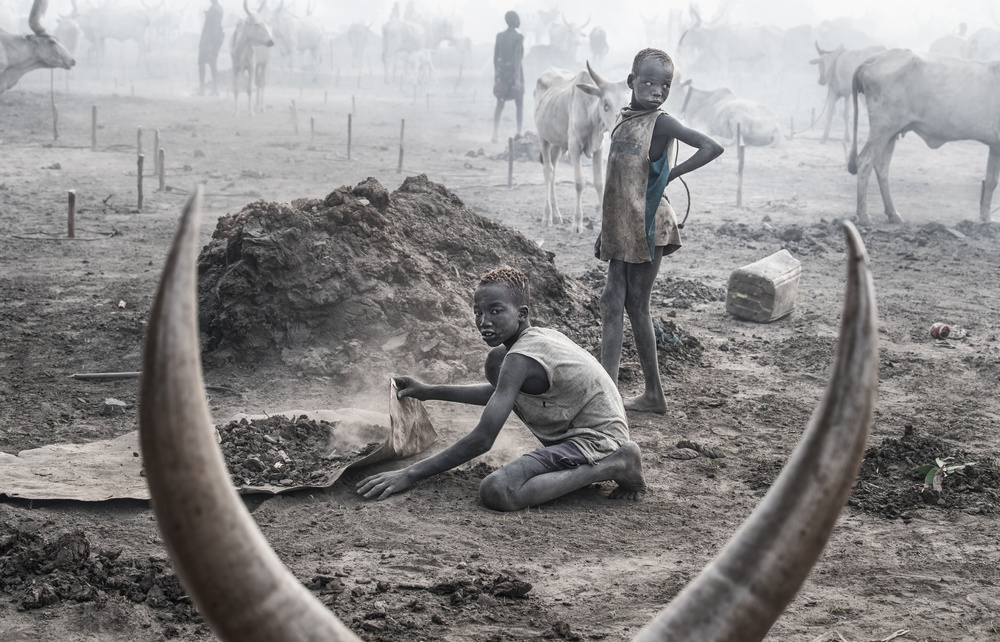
[576,83,601,96]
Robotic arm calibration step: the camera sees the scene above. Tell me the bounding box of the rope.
[789,101,828,138]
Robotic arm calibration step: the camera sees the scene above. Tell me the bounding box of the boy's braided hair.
[631,47,674,77]
[478,267,530,307]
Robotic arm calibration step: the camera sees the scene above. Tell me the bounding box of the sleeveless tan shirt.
[600,109,682,264]
[507,327,629,464]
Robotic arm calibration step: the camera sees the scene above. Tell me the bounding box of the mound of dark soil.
[197,175,599,388]
[218,415,380,488]
[0,529,197,621]
[850,426,1000,519]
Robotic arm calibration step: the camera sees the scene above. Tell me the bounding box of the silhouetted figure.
[493,11,524,143]
[198,0,225,96]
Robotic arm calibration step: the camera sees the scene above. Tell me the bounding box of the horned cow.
[0,0,75,94]
[848,48,1000,224]
[679,80,783,146]
[809,42,886,144]
[230,0,274,117]
[533,62,629,233]
[139,187,879,642]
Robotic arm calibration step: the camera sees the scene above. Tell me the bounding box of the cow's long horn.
[244,0,251,16]
[139,188,361,642]
[586,60,605,87]
[632,220,878,641]
[28,0,48,35]
[815,40,831,55]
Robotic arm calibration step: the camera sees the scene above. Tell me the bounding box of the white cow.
[809,43,886,143]
[533,62,630,233]
[270,0,323,70]
[679,80,783,147]
[230,0,274,117]
[1,0,76,93]
[848,48,1000,224]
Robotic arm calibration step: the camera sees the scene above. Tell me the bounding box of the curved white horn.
[139,188,361,642]
[244,0,251,16]
[632,221,878,641]
[585,60,605,87]
[29,0,49,35]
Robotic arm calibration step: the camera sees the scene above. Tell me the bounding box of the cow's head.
[138,186,877,641]
[575,61,630,135]
[243,0,274,47]
[808,41,844,86]
[28,0,76,69]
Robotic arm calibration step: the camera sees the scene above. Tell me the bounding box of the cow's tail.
[847,66,863,175]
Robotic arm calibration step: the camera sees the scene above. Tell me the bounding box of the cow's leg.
[872,135,902,224]
[540,141,555,226]
[547,144,565,225]
[842,95,852,143]
[981,145,1000,222]
[233,72,240,116]
[569,142,586,233]
[820,93,836,144]
[591,143,605,227]
[854,136,884,226]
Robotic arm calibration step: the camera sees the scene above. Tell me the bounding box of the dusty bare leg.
[623,249,666,413]
[600,259,628,384]
[479,442,647,511]
[492,98,504,143]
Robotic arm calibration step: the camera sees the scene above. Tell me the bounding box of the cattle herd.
[3,1,1000,640]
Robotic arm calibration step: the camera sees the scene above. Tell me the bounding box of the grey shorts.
[524,442,589,472]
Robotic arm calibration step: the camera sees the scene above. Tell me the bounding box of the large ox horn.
[585,60,605,88]
[140,190,878,642]
[28,0,49,35]
[633,222,878,641]
[815,40,831,55]
[139,188,360,641]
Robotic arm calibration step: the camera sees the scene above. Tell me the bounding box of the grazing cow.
[533,62,630,232]
[848,48,1000,224]
[1,0,75,93]
[679,80,783,146]
[809,43,886,143]
[588,26,608,65]
[381,3,426,83]
[961,28,1000,61]
[139,187,878,642]
[230,0,274,117]
[74,3,150,66]
[678,6,782,75]
[270,0,323,70]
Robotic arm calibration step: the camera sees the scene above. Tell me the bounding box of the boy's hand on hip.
[356,468,417,500]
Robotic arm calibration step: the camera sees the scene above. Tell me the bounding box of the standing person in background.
[596,48,724,414]
[198,0,225,96]
[492,11,524,144]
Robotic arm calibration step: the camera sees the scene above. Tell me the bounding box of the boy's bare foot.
[603,441,647,500]
[624,392,667,414]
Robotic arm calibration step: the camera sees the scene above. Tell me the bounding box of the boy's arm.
[650,113,724,180]
[396,376,494,406]
[358,355,535,500]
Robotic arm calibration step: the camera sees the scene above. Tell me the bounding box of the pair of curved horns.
[140,188,878,641]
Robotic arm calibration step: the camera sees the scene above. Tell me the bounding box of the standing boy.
[357,267,646,511]
[597,48,724,413]
[492,11,524,143]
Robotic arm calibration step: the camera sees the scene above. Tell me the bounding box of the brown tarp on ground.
[0,382,437,501]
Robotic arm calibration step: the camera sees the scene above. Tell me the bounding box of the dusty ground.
[2,61,1000,642]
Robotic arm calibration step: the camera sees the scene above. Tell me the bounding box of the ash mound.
[198,175,600,388]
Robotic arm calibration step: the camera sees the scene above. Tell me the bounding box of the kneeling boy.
[357,267,646,511]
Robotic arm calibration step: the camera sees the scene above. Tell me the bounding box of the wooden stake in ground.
[347,113,352,160]
[737,143,746,207]
[50,70,58,141]
[153,129,160,175]
[508,137,514,188]
[158,148,165,192]
[351,95,356,115]
[67,190,76,238]
[136,126,142,157]
[91,105,97,151]
[397,118,405,173]
[291,100,298,134]
[137,154,144,210]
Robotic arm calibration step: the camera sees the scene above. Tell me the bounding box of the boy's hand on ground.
[356,468,416,500]
[393,376,429,400]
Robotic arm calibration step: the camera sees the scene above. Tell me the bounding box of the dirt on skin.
[3,61,1000,642]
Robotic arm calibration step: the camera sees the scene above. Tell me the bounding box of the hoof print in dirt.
[197,175,600,389]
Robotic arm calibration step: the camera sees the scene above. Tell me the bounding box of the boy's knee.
[479,472,521,512]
